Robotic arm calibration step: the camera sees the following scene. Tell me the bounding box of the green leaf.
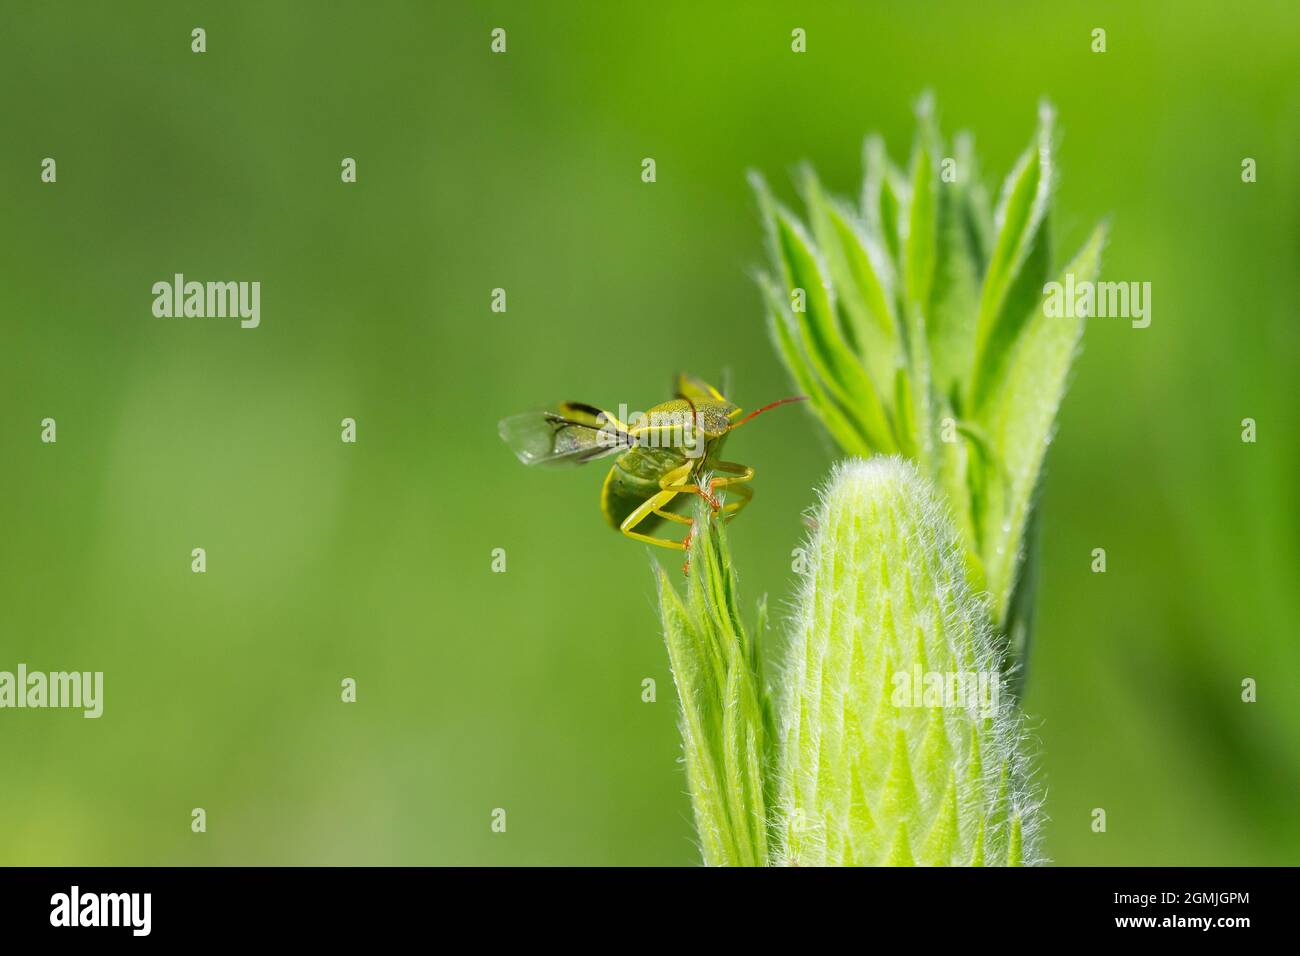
[903,97,939,312]
[798,167,900,397]
[895,96,943,473]
[980,222,1107,625]
[749,102,1098,696]
[752,171,882,455]
[863,134,904,272]
[657,500,770,866]
[973,211,1053,412]
[758,273,871,457]
[768,201,897,453]
[1002,506,1041,693]
[954,132,995,276]
[829,203,899,342]
[927,134,983,402]
[934,407,984,592]
[970,103,1055,409]
[774,458,1039,865]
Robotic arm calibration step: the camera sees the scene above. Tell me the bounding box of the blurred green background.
[2,1,1297,865]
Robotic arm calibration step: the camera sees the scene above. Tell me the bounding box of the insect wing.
[498,402,628,466]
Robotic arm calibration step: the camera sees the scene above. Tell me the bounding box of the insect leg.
[619,489,688,549]
[719,482,753,522]
[621,464,695,550]
[674,461,755,510]
[710,460,755,483]
[653,508,693,525]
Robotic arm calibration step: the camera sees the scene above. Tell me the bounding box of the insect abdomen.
[600,448,689,530]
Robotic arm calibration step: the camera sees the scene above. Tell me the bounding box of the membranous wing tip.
[499,403,629,466]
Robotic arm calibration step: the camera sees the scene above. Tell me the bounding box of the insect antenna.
[728,395,809,430]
